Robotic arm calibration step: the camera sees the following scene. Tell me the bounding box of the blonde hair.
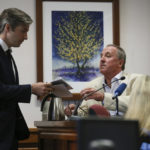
[125,75,150,135]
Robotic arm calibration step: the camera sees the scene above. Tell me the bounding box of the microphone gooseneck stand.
[73,76,126,116]
[115,96,119,116]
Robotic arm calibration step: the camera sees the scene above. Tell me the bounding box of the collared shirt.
[103,71,124,116]
[0,39,9,52]
[0,38,16,81]
[103,71,123,94]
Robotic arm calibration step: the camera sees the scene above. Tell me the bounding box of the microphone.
[73,76,126,115]
[112,83,127,99]
[112,83,127,116]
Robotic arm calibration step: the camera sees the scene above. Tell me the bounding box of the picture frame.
[36,0,120,93]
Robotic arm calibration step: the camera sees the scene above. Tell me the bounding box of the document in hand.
[51,79,73,97]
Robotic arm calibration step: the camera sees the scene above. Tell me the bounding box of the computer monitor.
[77,117,139,150]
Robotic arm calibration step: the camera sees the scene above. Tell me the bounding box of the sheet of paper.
[52,84,73,97]
[51,79,73,90]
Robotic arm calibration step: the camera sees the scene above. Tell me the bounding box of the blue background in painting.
[52,11,104,81]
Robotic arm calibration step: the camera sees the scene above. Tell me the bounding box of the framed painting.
[36,0,120,92]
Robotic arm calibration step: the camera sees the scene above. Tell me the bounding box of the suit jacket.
[0,46,32,150]
[78,72,143,117]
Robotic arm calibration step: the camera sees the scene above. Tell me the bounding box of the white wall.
[0,0,150,127]
[120,0,150,75]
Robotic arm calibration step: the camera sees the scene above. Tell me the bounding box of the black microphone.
[112,83,127,99]
[73,76,126,115]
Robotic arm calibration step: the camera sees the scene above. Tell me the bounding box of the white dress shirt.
[103,71,124,116]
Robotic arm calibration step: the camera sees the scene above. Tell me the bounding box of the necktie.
[6,49,19,84]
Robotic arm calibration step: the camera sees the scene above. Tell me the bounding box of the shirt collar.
[0,39,9,52]
[113,71,123,81]
[103,71,123,85]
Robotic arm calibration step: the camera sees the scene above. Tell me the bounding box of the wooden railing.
[39,93,82,101]
[18,128,38,150]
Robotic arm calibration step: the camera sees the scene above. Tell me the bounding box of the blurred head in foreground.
[125,75,150,135]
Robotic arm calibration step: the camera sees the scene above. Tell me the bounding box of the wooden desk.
[34,121,77,150]
[18,128,38,150]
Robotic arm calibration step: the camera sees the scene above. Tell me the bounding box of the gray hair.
[0,8,33,33]
[106,44,126,70]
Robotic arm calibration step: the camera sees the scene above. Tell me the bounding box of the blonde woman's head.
[125,75,150,135]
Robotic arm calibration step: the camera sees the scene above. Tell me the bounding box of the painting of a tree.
[52,11,103,81]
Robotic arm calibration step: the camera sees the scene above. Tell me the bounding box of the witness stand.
[34,121,77,150]
[35,92,150,150]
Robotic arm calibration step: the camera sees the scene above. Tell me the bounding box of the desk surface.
[34,120,76,128]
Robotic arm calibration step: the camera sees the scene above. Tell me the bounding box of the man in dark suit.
[0,8,52,150]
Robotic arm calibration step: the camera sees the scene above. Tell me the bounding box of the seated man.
[65,44,142,117]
